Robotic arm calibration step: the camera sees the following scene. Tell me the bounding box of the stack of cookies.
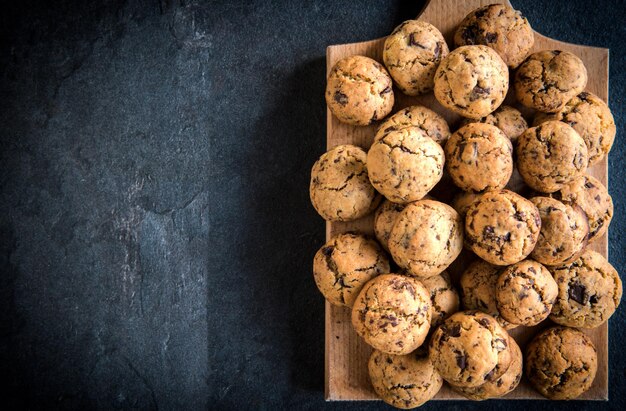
[311,3,621,407]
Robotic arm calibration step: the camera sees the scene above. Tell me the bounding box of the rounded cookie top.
[368,349,443,409]
[534,91,616,166]
[325,55,394,125]
[374,200,406,251]
[375,105,451,145]
[429,310,512,388]
[465,189,541,265]
[352,274,431,354]
[445,123,513,192]
[367,127,445,203]
[549,250,622,329]
[434,45,509,119]
[515,50,588,113]
[383,20,449,96]
[459,105,528,142]
[421,271,460,329]
[388,200,463,278]
[310,144,380,221]
[454,4,534,68]
[553,174,613,243]
[313,233,390,307]
[495,259,558,326]
[516,121,588,193]
[525,326,597,400]
[530,196,588,266]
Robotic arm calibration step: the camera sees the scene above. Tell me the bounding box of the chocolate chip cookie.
[421,271,460,329]
[459,105,528,142]
[325,55,394,125]
[452,192,483,219]
[549,250,622,329]
[374,200,406,251]
[383,20,449,96]
[525,326,597,400]
[388,200,463,278]
[375,105,451,145]
[515,50,588,113]
[434,45,509,119]
[454,4,534,68]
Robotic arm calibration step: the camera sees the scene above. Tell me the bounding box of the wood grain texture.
[325,0,609,401]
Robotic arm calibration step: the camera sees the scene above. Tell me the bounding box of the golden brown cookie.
[375,105,451,144]
[530,196,588,266]
[310,144,380,221]
[367,127,445,203]
[434,45,509,119]
[373,200,406,251]
[313,233,390,307]
[525,326,597,400]
[451,192,483,219]
[454,4,534,68]
[549,250,622,329]
[389,200,463,278]
[495,259,557,326]
[465,189,541,265]
[383,20,449,96]
[515,50,588,113]
[368,349,443,409]
[445,123,513,192]
[429,311,512,388]
[352,274,431,354]
[516,121,588,193]
[325,55,394,125]
[421,271,460,329]
[534,91,616,166]
[459,105,528,142]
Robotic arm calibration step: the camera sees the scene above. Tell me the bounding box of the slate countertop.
[0,1,624,410]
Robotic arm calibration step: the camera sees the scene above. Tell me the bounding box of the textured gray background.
[0,0,624,410]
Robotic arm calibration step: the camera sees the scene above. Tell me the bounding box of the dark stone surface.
[0,0,624,409]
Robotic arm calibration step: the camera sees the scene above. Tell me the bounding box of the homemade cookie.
[445,123,513,192]
[375,105,451,144]
[452,192,482,219]
[388,200,463,278]
[460,260,515,330]
[530,196,588,266]
[368,127,445,203]
[525,326,597,400]
[310,145,380,221]
[550,250,622,329]
[534,91,616,166]
[352,274,431,354]
[429,311,512,388]
[465,189,541,265]
[374,200,406,251]
[313,233,390,307]
[515,50,588,113]
[325,55,394,125]
[434,45,509,119]
[495,259,558,326]
[553,174,613,243]
[383,20,449,96]
[421,271,460,329]
[459,105,528,142]
[516,121,588,193]
[454,4,534,68]
[368,349,443,409]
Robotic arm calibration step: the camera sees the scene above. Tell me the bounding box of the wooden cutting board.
[324,0,609,401]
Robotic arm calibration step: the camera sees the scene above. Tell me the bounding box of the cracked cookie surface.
[352,274,431,354]
[374,200,406,251]
[375,105,451,144]
[383,20,449,96]
[525,326,597,400]
[421,271,460,329]
[459,105,528,142]
[325,55,394,125]
[429,310,512,388]
[388,200,463,278]
[368,349,443,409]
[367,127,445,203]
[445,123,513,192]
[313,233,390,307]
[465,189,541,265]
[549,250,622,329]
[310,144,380,221]
[515,50,587,113]
[516,121,588,193]
[454,4,534,68]
[434,45,509,119]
